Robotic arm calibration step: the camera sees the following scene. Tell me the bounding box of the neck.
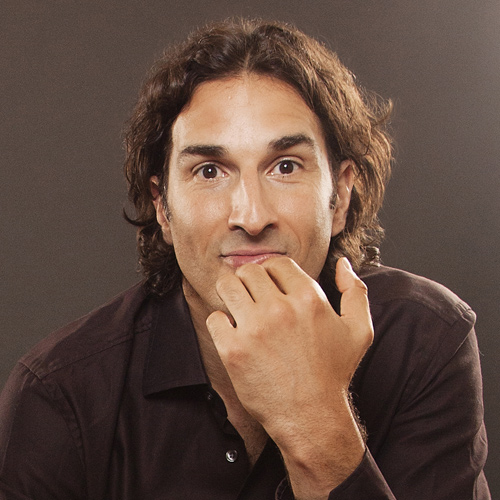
[182,282,268,466]
[181,280,232,389]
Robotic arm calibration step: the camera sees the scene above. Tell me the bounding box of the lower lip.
[222,253,283,268]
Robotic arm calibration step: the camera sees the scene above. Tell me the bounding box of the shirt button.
[225,450,238,463]
[205,391,213,401]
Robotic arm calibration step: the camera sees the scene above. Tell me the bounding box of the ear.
[150,176,173,245]
[331,160,355,237]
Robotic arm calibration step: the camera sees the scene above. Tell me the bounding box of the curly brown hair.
[124,17,392,296]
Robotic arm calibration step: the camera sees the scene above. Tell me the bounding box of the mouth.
[221,250,286,268]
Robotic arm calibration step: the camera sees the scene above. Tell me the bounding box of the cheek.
[297,192,335,262]
[296,187,335,235]
[167,193,227,249]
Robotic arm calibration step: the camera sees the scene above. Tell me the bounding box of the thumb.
[335,258,373,342]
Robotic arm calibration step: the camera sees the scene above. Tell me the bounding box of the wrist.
[272,393,366,499]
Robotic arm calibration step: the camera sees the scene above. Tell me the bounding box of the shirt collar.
[142,277,342,397]
[142,286,209,396]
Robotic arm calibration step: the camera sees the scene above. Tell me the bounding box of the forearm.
[272,391,366,500]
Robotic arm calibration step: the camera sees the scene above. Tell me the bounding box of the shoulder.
[353,266,482,439]
[19,282,151,381]
[352,268,487,490]
[358,265,477,375]
[359,264,475,330]
[0,283,154,493]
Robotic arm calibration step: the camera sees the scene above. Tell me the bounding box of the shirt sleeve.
[275,450,396,499]
[0,362,86,500]
[360,329,490,500]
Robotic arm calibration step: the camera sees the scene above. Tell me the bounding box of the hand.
[207,256,373,497]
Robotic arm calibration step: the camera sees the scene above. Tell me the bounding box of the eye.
[196,163,224,180]
[270,159,299,176]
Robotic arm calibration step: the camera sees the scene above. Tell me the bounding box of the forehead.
[170,74,327,154]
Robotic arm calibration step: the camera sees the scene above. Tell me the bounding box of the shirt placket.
[204,387,251,476]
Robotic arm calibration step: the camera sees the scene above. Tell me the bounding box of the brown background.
[1,1,499,495]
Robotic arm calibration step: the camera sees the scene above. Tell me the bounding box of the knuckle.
[267,298,292,323]
[262,255,295,273]
[368,323,375,341]
[296,284,326,314]
[355,278,369,294]
[215,274,241,301]
[235,262,261,279]
[205,313,217,331]
[361,324,374,349]
[206,311,224,331]
[299,285,319,305]
[223,345,247,368]
[216,273,233,292]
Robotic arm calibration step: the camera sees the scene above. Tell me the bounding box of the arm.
[207,257,491,499]
[0,363,86,500]
[207,257,373,499]
[324,299,490,499]
[357,327,490,500]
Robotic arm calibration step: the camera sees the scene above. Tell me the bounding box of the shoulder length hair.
[124,17,392,295]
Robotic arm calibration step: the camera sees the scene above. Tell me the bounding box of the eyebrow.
[178,144,228,159]
[177,133,317,160]
[268,134,316,152]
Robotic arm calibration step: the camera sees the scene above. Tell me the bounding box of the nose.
[228,175,277,236]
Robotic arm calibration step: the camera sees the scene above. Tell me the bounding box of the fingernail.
[341,257,353,272]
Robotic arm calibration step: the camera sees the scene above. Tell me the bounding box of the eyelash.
[194,158,301,180]
[195,163,225,180]
[269,159,300,176]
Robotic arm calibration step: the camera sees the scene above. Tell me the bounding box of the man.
[0,18,490,499]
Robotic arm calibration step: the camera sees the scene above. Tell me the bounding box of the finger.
[261,256,315,295]
[215,272,254,321]
[235,262,279,301]
[206,310,233,350]
[335,258,373,335]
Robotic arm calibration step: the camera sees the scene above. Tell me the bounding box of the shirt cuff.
[275,449,395,500]
[327,449,395,499]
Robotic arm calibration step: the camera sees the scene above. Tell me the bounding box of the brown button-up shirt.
[0,266,490,499]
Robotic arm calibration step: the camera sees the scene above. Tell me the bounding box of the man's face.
[153,74,352,318]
